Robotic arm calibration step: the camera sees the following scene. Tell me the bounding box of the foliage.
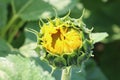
[0,54,55,80]
[0,0,120,80]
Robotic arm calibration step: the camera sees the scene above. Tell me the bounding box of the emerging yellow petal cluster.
[41,19,82,55]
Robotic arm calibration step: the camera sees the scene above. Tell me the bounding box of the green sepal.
[77,52,86,66]
[83,39,94,54]
[45,54,56,67]
[54,57,67,68]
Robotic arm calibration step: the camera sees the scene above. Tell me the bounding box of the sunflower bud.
[37,12,93,68]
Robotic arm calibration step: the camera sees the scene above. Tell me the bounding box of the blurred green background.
[0,0,120,80]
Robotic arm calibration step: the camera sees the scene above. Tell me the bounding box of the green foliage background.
[0,0,120,80]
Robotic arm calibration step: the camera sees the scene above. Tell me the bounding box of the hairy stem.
[61,67,71,80]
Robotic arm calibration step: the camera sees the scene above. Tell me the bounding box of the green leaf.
[85,59,108,80]
[0,38,12,56]
[71,66,86,80]
[52,69,61,80]
[0,2,7,29]
[71,60,108,80]
[13,0,77,20]
[19,42,37,57]
[0,0,11,4]
[0,54,55,80]
[90,32,108,44]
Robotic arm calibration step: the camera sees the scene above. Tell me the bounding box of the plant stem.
[61,67,71,80]
[1,15,18,38]
[50,66,56,76]
[11,0,16,15]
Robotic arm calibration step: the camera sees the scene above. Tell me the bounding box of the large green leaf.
[85,59,108,80]
[19,42,37,57]
[0,1,7,29]
[0,0,11,4]
[71,59,108,80]
[71,66,86,80]
[0,38,12,56]
[12,0,77,20]
[0,54,55,80]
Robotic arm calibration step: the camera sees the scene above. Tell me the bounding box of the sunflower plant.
[32,10,108,80]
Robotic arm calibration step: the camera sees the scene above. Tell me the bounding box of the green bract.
[36,11,94,68]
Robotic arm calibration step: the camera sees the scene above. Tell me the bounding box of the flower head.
[37,13,93,68]
[41,18,82,55]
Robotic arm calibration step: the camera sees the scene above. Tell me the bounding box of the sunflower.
[40,18,82,55]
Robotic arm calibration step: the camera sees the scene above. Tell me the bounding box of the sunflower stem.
[61,66,71,80]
